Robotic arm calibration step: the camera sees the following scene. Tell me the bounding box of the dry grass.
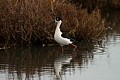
[70,0,120,11]
[98,0,120,10]
[0,0,106,48]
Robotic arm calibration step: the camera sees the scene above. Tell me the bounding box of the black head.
[55,17,62,22]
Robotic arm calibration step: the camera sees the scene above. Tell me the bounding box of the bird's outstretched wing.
[61,33,77,43]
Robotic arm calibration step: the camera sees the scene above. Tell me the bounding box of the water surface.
[0,13,120,80]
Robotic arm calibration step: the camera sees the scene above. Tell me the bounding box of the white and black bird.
[54,17,77,53]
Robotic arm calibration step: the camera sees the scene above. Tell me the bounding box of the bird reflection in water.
[54,51,77,80]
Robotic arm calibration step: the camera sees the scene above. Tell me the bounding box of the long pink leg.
[61,46,64,53]
[70,43,77,51]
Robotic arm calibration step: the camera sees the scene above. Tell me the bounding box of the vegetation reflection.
[0,44,96,80]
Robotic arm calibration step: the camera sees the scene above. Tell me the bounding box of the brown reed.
[69,0,120,12]
[0,0,106,48]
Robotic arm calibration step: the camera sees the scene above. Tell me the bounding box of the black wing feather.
[61,33,77,43]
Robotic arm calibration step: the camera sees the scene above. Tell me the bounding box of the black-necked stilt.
[54,17,77,53]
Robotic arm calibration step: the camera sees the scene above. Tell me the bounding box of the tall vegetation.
[0,0,106,48]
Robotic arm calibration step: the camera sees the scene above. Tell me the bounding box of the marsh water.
[0,12,120,80]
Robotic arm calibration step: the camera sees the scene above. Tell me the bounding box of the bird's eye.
[55,17,61,21]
